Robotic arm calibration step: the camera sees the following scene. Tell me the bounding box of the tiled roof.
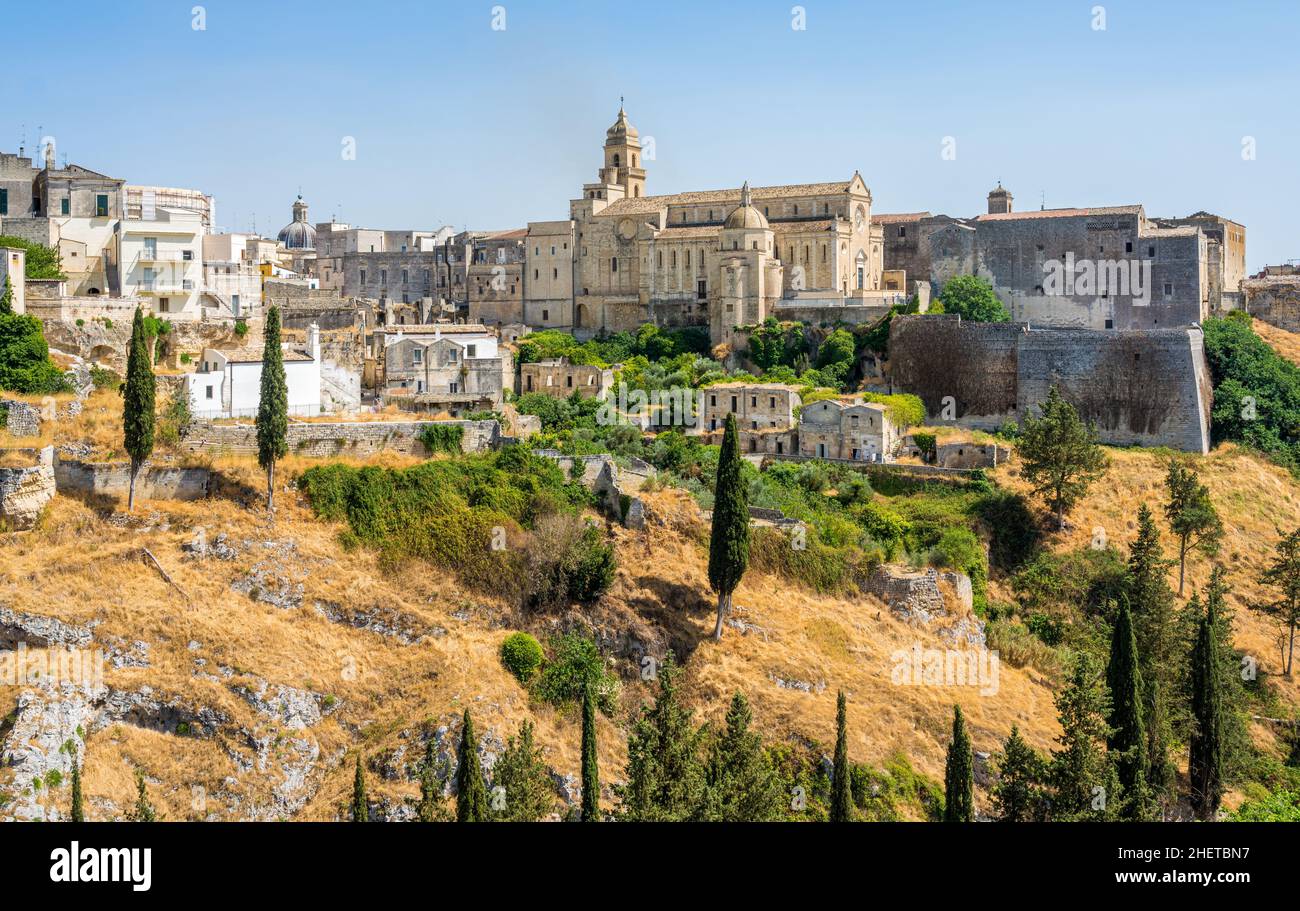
[599,178,859,217]
[976,205,1143,222]
[872,212,930,223]
[220,345,314,364]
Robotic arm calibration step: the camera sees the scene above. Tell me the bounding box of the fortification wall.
[887,315,1211,452]
[1016,328,1211,453]
[888,315,1021,429]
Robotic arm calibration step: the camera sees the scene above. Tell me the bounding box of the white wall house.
[202,233,265,318]
[1,246,24,313]
[118,205,205,320]
[185,324,323,419]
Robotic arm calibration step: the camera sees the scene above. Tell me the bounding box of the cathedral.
[523,106,888,345]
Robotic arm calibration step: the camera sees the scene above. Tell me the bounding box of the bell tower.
[601,101,646,199]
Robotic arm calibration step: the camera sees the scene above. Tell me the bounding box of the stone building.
[377,323,509,414]
[1,245,25,314]
[519,358,615,400]
[699,381,801,432]
[0,143,125,296]
[524,106,892,345]
[1244,269,1300,332]
[467,229,528,326]
[797,397,902,462]
[878,185,1245,331]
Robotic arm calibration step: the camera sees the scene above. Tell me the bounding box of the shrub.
[89,365,121,391]
[534,634,620,715]
[417,423,464,454]
[912,433,937,462]
[0,312,72,394]
[157,394,193,446]
[234,320,249,337]
[500,632,544,684]
[938,275,1011,322]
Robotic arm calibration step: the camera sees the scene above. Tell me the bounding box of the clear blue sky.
[9,0,1298,270]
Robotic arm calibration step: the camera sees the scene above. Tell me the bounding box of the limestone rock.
[0,446,55,531]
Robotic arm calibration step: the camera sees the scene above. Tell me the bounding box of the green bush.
[534,634,620,715]
[89,365,121,391]
[500,632,544,684]
[1203,314,1300,470]
[1228,789,1300,822]
[417,423,464,454]
[234,320,249,337]
[0,312,71,394]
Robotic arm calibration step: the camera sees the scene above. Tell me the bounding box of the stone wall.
[53,456,211,501]
[1,400,41,437]
[1244,277,1300,332]
[0,446,55,530]
[184,419,500,457]
[887,315,1211,452]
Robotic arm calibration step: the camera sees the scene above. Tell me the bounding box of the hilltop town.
[2,106,1300,825]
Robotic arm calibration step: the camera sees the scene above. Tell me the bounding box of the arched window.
[634,186,640,197]
[613,153,621,168]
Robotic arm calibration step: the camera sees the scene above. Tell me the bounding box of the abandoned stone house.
[798,397,902,462]
[467,229,528,327]
[697,381,802,455]
[877,185,1246,330]
[380,323,508,414]
[519,358,615,400]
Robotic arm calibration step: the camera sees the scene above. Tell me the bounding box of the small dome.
[724,182,768,231]
[606,105,638,142]
[278,195,316,250]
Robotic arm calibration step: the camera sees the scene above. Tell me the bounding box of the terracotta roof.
[598,178,861,217]
[655,225,721,239]
[976,205,1143,222]
[219,345,313,364]
[872,212,930,223]
[382,323,492,335]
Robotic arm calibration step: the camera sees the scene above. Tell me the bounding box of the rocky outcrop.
[866,565,986,648]
[0,446,55,531]
[0,400,41,437]
[0,604,94,650]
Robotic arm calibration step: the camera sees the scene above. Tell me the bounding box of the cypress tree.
[1125,505,1176,798]
[351,754,368,822]
[702,692,785,821]
[416,738,440,822]
[829,690,852,822]
[619,653,705,821]
[992,726,1045,822]
[129,770,157,822]
[122,306,156,513]
[255,305,289,511]
[1106,600,1149,819]
[1050,652,1114,821]
[944,704,974,822]
[456,709,488,822]
[1189,585,1225,820]
[708,413,750,639]
[581,680,600,821]
[70,761,84,822]
[490,720,554,822]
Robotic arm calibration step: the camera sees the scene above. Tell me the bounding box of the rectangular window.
[206,385,214,399]
[61,197,70,215]
[182,250,193,261]
[0,188,7,214]
[611,257,618,273]
[542,309,548,321]
[96,194,108,217]
[413,349,422,364]
[466,344,477,358]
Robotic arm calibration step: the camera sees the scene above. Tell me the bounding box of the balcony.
[136,250,189,264]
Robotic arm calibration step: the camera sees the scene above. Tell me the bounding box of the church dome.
[278,195,316,250]
[724,182,769,230]
[605,104,639,142]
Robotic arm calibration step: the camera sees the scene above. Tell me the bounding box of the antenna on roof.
[1040,190,1045,211]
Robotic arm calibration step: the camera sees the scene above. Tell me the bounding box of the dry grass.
[989,443,1300,710]
[1254,319,1300,367]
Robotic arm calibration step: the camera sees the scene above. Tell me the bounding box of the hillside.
[3,389,1299,821]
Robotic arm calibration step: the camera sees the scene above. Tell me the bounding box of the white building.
[202,233,268,319]
[186,324,323,419]
[118,206,206,319]
[1,246,24,313]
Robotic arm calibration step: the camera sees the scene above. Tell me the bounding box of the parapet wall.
[183,419,500,457]
[888,315,1211,453]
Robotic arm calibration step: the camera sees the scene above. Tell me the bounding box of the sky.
[8,0,1299,270]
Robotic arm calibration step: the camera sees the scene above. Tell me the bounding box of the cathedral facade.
[524,107,886,345]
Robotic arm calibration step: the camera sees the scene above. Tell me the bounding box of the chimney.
[308,323,320,362]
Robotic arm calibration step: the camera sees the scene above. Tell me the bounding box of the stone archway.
[576,302,592,329]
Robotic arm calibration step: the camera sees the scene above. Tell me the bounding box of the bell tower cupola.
[601,100,647,199]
